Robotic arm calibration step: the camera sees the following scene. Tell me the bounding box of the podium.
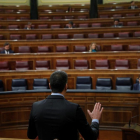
[122,124,140,140]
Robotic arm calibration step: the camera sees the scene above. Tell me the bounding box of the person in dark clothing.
[128,1,138,9]
[1,42,14,54]
[133,75,140,90]
[65,21,75,28]
[113,19,123,27]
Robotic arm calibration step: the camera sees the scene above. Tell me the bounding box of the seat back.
[0,80,4,91]
[56,45,68,52]
[38,46,50,53]
[111,44,123,51]
[112,14,122,18]
[12,79,27,91]
[73,34,84,39]
[26,34,37,40]
[18,46,30,53]
[56,59,69,70]
[8,25,19,29]
[74,60,88,69]
[38,24,48,29]
[95,60,109,69]
[74,45,87,52]
[42,34,52,39]
[96,78,112,90]
[134,32,140,37]
[0,61,9,70]
[16,61,29,70]
[58,34,68,39]
[51,25,60,28]
[115,60,129,69]
[118,32,129,38]
[0,35,4,40]
[10,35,21,40]
[127,21,138,26]
[103,33,114,38]
[128,45,140,51]
[91,23,101,27]
[36,61,50,70]
[79,24,88,28]
[33,79,48,90]
[137,59,140,69]
[76,76,92,89]
[116,77,132,90]
[88,33,99,38]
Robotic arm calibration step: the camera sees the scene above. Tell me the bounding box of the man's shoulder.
[33,99,46,106]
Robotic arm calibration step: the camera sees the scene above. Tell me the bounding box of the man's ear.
[49,83,51,89]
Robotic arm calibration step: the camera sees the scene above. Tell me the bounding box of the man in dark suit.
[24,22,34,30]
[113,19,123,27]
[1,42,14,54]
[133,75,140,90]
[128,1,138,9]
[27,71,103,140]
[65,21,75,28]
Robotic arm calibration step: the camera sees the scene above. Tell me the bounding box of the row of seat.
[0,59,140,70]
[1,32,140,40]
[1,45,140,53]
[0,77,136,91]
[0,9,28,13]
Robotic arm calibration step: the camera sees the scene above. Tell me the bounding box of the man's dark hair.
[50,71,68,93]
[138,75,140,79]
[114,19,120,22]
[131,1,134,3]
[69,21,73,26]
[4,42,10,47]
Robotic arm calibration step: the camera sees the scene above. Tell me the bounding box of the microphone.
[129,115,139,128]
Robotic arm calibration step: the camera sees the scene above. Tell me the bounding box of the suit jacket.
[27,95,99,140]
[128,6,138,9]
[1,50,14,54]
[133,83,139,90]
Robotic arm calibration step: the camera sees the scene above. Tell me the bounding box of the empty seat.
[74,45,87,52]
[5,10,14,13]
[18,10,27,13]
[116,6,124,9]
[16,61,29,70]
[39,17,50,20]
[91,23,101,27]
[26,34,37,40]
[128,45,140,51]
[112,14,122,18]
[79,24,88,28]
[104,7,112,10]
[0,61,9,70]
[76,76,92,89]
[126,14,135,17]
[36,61,50,70]
[77,16,87,19]
[8,25,19,29]
[0,80,4,91]
[137,59,140,69]
[43,10,52,13]
[118,32,129,38]
[56,59,69,70]
[58,34,68,39]
[10,35,21,40]
[74,60,88,69]
[80,9,89,12]
[111,44,123,51]
[56,45,68,52]
[38,24,48,29]
[18,46,30,53]
[33,79,49,90]
[65,16,74,19]
[99,15,109,18]
[53,17,62,19]
[12,79,27,91]
[88,33,99,38]
[115,60,129,69]
[103,33,114,38]
[0,35,4,40]
[95,60,109,69]
[96,78,112,90]
[7,17,16,20]
[73,34,84,39]
[127,21,138,26]
[20,17,29,20]
[51,25,60,28]
[38,46,50,53]
[116,77,132,90]
[56,9,64,12]
[133,32,140,37]
[42,34,52,39]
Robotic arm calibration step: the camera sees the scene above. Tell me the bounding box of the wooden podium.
[122,124,140,140]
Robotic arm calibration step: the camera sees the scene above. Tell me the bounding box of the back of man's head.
[50,71,68,93]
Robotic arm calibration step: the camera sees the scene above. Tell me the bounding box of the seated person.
[133,75,140,90]
[24,22,33,30]
[65,21,75,28]
[89,42,98,52]
[1,42,14,54]
[128,1,138,9]
[113,19,122,27]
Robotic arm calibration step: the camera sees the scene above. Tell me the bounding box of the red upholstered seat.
[0,47,3,52]
[65,16,74,19]
[38,24,48,29]
[99,15,109,18]
[10,35,21,40]
[0,35,4,40]
[58,34,68,39]
[53,16,62,19]
[56,9,65,12]
[56,45,68,52]
[126,14,135,17]
[116,6,124,9]
[18,10,27,13]
[56,59,69,70]
[16,61,29,70]
[74,45,87,52]
[51,25,60,28]
[137,59,140,69]
[20,17,29,20]
[80,9,89,12]
[112,14,122,18]
[103,33,114,38]
[42,34,52,39]
[91,23,101,27]
[36,61,50,70]
[88,33,99,38]
[0,17,4,20]
[79,24,88,28]
[73,34,84,39]
[39,17,50,20]
[8,25,19,29]
[127,21,138,26]
[42,10,52,13]
[7,17,16,20]
[18,46,30,53]
[118,32,129,38]
[133,31,140,37]
[115,60,129,69]
[95,60,109,69]
[26,34,37,40]
[0,61,9,70]
[111,44,123,51]
[128,45,140,51]
[104,7,112,10]
[74,60,88,69]
[77,16,87,19]
[5,10,15,13]
[96,45,101,51]
[38,46,50,53]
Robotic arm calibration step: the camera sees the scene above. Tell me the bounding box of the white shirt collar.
[51,93,64,97]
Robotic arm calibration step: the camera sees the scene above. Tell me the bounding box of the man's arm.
[27,104,38,139]
[76,103,103,140]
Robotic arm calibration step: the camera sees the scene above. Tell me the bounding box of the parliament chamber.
[0,0,140,140]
